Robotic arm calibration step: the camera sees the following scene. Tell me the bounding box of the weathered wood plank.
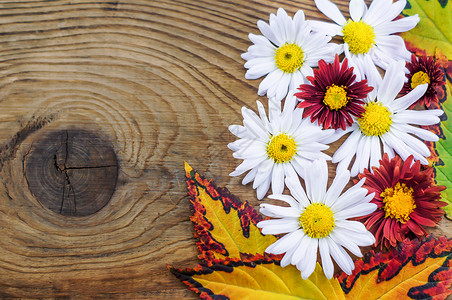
[0,0,448,298]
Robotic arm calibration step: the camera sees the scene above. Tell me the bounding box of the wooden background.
[0,0,449,298]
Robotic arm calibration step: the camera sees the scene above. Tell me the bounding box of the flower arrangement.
[231,0,448,281]
[170,0,451,298]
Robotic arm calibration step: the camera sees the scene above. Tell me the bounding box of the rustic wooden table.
[0,0,449,298]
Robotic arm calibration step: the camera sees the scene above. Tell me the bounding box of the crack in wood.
[24,129,118,217]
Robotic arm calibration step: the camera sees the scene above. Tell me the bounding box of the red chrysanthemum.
[294,54,373,130]
[356,154,447,249]
[401,53,445,109]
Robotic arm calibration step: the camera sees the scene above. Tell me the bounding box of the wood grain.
[0,0,448,298]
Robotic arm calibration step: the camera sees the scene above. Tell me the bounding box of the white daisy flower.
[242,8,339,101]
[331,60,443,177]
[257,159,377,279]
[228,91,333,200]
[311,0,419,88]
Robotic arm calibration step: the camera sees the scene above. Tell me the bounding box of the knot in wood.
[25,129,118,216]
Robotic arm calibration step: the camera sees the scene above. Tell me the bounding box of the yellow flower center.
[266,133,297,164]
[342,20,376,55]
[358,102,392,136]
[410,71,431,89]
[323,85,348,110]
[274,43,304,73]
[381,182,416,223]
[299,203,335,239]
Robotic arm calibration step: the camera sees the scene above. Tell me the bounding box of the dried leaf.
[337,236,452,300]
[401,0,452,58]
[185,162,278,263]
[170,256,345,300]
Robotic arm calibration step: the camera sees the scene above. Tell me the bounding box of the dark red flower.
[401,54,445,109]
[294,54,373,130]
[356,154,447,249]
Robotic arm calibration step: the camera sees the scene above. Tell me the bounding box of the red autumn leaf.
[184,162,279,264]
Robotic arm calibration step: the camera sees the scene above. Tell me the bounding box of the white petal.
[310,20,342,36]
[331,185,368,212]
[324,169,350,207]
[230,156,266,176]
[363,0,394,26]
[396,123,440,141]
[330,229,363,257]
[280,233,304,267]
[291,156,308,178]
[244,56,275,69]
[243,44,275,58]
[260,203,301,218]
[258,70,284,97]
[382,131,428,164]
[382,138,395,159]
[242,167,258,185]
[390,84,428,112]
[375,35,411,61]
[327,237,354,274]
[253,159,273,189]
[275,73,291,101]
[334,203,377,219]
[335,219,369,233]
[323,126,353,144]
[319,239,334,279]
[314,0,347,25]
[285,174,310,207]
[300,237,319,279]
[391,126,431,157]
[245,61,277,79]
[258,218,300,235]
[283,90,297,114]
[265,229,304,254]
[268,194,299,208]
[374,16,420,35]
[293,10,306,31]
[248,33,276,49]
[232,140,266,159]
[229,124,253,139]
[256,100,270,131]
[386,0,408,22]
[289,71,304,92]
[271,163,285,195]
[283,162,298,181]
[393,110,442,126]
[228,138,250,152]
[305,159,328,203]
[354,135,372,176]
[290,233,309,266]
[350,0,366,21]
[268,13,283,46]
[361,53,383,90]
[377,60,406,105]
[257,20,280,46]
[332,129,361,163]
[369,135,382,169]
[333,225,375,246]
[256,175,272,200]
[268,96,282,121]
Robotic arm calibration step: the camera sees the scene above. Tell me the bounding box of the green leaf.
[401,0,452,58]
[433,55,452,218]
